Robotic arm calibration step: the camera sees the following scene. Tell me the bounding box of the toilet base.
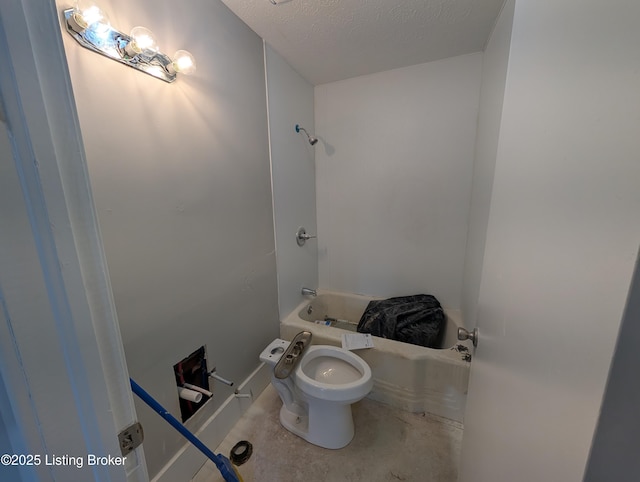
[279,399,355,449]
[279,405,309,440]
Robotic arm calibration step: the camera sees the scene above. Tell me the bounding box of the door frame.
[0,0,147,480]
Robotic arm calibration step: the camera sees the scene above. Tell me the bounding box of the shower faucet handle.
[296,226,316,246]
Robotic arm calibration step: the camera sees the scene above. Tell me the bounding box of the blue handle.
[130,378,240,482]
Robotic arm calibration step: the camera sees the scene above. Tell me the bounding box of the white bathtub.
[280,290,472,422]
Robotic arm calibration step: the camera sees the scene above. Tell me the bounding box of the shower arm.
[295,124,318,145]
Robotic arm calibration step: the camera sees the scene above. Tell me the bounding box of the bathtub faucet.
[301,287,317,297]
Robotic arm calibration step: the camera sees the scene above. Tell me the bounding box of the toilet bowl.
[260,338,373,449]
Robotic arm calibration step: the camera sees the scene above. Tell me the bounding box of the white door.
[0,1,148,480]
[459,0,640,481]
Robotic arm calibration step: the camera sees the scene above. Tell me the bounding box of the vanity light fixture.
[62,2,196,83]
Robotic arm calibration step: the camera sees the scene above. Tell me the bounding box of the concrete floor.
[192,384,463,482]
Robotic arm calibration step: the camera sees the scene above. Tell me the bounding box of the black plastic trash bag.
[356,295,445,348]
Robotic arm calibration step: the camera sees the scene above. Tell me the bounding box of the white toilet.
[260,338,373,449]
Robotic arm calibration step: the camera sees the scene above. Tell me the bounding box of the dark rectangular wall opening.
[173,346,211,422]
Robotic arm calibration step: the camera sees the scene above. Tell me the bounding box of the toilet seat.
[295,346,372,402]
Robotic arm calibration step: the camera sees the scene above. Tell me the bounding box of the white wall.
[315,54,483,309]
[1,2,150,478]
[265,45,318,318]
[459,0,640,480]
[461,0,514,327]
[59,0,279,477]
[0,104,33,482]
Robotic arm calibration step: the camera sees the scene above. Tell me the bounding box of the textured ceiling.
[220,0,505,85]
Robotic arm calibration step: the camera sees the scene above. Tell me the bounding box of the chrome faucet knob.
[457,327,478,347]
[296,227,316,246]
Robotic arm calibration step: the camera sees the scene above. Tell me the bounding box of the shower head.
[295,124,318,146]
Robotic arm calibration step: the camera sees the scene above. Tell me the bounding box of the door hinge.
[118,422,144,456]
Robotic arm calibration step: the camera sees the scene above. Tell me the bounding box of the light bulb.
[125,26,158,56]
[171,50,196,75]
[70,1,110,32]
